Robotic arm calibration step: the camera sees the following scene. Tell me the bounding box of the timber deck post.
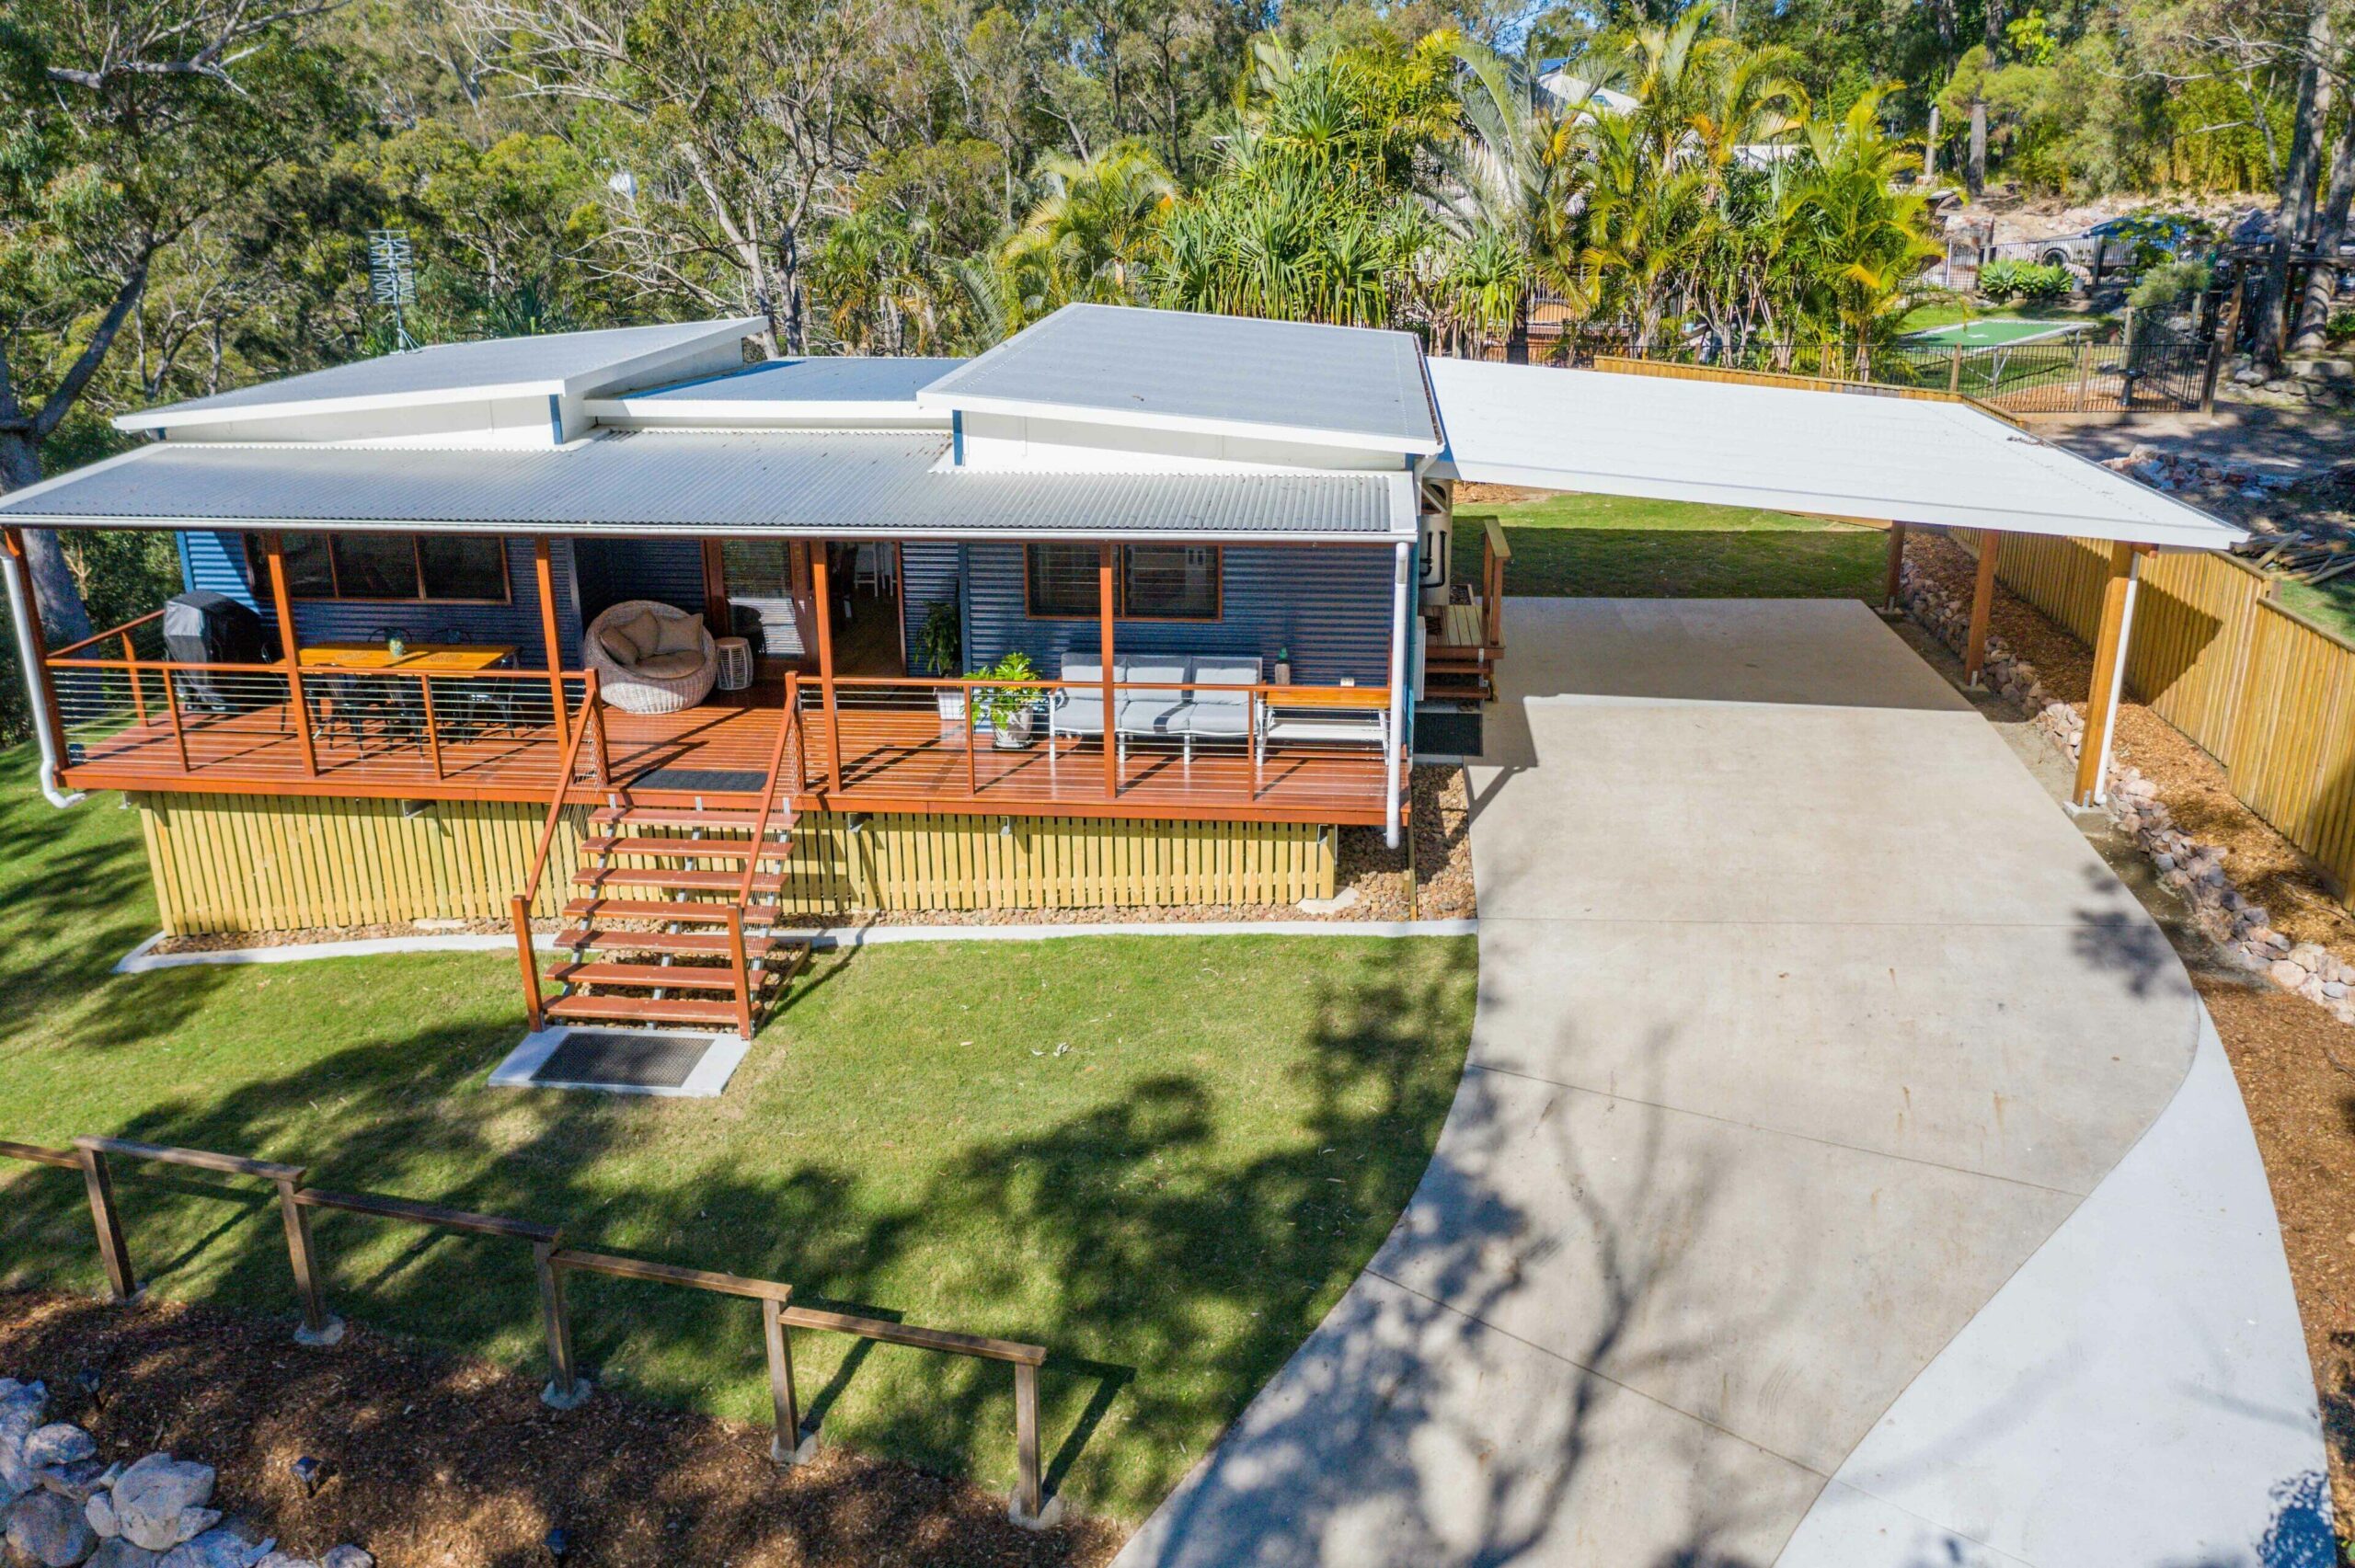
[1883,522,1907,612]
[534,1237,589,1409]
[1964,530,2001,685]
[1100,544,1117,800]
[762,1295,805,1464]
[812,544,842,794]
[261,533,319,776]
[274,1173,341,1344]
[73,1141,136,1301]
[534,540,569,750]
[2074,542,2141,807]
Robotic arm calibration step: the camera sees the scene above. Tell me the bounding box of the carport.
[1424,357,2248,804]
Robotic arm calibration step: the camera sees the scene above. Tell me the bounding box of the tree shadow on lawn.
[0,935,1480,1526]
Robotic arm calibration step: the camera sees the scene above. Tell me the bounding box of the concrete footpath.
[1112,598,2326,1568]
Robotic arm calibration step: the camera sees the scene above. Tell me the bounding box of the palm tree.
[1778,91,1939,375]
[1000,143,1175,326]
[1441,36,1595,357]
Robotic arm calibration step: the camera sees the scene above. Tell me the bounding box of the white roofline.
[0,509,1412,543]
[114,317,767,432]
[914,389,1441,457]
[586,396,950,429]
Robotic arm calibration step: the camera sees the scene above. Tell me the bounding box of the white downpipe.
[2092,553,2141,806]
[1385,538,1410,850]
[1,544,83,809]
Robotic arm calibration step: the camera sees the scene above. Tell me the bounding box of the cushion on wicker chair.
[651,612,706,658]
[585,600,718,715]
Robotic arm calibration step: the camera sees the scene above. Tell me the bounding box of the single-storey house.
[0,303,2244,1036]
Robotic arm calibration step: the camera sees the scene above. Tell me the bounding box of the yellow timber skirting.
[130,794,1341,935]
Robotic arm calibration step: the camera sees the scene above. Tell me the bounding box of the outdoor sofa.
[1049,656,1259,762]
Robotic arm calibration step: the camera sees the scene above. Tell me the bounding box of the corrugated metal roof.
[618,356,965,405]
[919,304,1442,452]
[1427,358,2246,551]
[127,318,764,425]
[0,431,1405,540]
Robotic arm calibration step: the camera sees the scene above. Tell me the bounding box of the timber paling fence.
[0,1134,1052,1520]
[1952,530,2355,905]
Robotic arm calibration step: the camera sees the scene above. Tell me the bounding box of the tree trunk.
[2292,107,2355,353]
[0,432,93,647]
[2252,0,2337,372]
[1968,98,1988,197]
[1925,101,1941,181]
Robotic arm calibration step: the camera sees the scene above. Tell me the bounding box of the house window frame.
[245,532,515,606]
[1023,543,1223,623]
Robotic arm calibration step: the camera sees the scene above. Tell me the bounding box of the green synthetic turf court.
[1907,318,2092,349]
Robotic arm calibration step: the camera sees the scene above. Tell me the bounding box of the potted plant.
[916,596,964,726]
[971,650,1040,749]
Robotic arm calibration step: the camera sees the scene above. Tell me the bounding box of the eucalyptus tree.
[0,0,351,641]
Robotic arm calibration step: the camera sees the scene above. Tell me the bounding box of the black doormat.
[1416,704,1483,757]
[533,1030,717,1089]
[628,767,769,794]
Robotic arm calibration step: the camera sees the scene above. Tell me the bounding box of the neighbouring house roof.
[589,356,964,426]
[918,303,1443,455]
[0,430,1410,541]
[118,318,766,431]
[1425,359,2248,552]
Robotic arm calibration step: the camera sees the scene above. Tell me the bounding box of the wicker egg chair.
[585,600,718,715]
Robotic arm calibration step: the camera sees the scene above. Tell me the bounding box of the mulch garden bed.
[0,1288,1120,1568]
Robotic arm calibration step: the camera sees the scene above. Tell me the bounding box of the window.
[1025,544,1221,622]
[247,532,511,603]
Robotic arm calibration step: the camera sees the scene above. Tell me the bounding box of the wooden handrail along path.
[0,1132,1053,1520]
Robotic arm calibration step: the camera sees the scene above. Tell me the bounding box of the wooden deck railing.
[512,669,606,1033]
[2,1133,1052,1519]
[720,672,805,1036]
[1481,517,1511,651]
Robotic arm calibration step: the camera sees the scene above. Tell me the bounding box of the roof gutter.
[1,543,85,810]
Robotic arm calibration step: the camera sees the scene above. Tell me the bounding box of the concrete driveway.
[1114,599,2326,1568]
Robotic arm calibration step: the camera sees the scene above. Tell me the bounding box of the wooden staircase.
[1423,515,1511,704]
[511,673,807,1039]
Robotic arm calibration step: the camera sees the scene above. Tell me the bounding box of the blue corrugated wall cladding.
[180,530,583,667]
[899,543,963,676]
[571,537,706,627]
[962,543,1392,684]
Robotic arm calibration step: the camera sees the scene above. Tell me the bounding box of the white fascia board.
[585,398,950,429]
[0,444,163,507]
[914,390,1442,459]
[0,509,1407,544]
[113,317,765,432]
[1446,453,2246,551]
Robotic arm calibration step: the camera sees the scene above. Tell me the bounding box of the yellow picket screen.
[1951,529,2355,900]
[132,794,1339,935]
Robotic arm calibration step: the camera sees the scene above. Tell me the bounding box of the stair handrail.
[511,669,604,1032]
[732,670,801,909]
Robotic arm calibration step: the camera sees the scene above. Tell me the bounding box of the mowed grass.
[0,745,1475,1520]
[2273,577,2355,644]
[1455,492,1887,599]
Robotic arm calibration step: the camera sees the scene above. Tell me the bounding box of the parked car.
[2032,213,2211,273]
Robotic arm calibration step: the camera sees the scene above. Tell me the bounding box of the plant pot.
[936,691,967,731]
[990,709,1036,750]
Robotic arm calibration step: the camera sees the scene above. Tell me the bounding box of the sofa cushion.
[595,624,645,668]
[611,609,662,660]
[633,649,707,679]
[651,612,706,658]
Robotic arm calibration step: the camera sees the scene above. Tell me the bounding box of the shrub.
[2128,258,2211,315]
[1979,259,2074,303]
[2328,308,2355,348]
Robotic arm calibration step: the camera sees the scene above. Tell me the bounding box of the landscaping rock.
[7,1486,99,1566]
[157,1528,269,1568]
[0,1379,49,1500]
[111,1457,216,1551]
[25,1425,97,1471]
[87,1490,119,1539]
[40,1458,117,1503]
[319,1550,373,1568]
[254,1557,317,1568]
[88,1542,163,1568]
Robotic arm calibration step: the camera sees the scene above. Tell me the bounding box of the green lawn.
[1456,492,1887,600]
[0,745,1475,1520]
[2273,578,2355,643]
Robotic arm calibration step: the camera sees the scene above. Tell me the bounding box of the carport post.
[2073,543,2141,807]
[1964,531,2002,686]
[1384,540,1410,850]
[1881,523,1907,612]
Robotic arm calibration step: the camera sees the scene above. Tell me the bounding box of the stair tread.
[560,898,782,924]
[582,835,794,861]
[556,927,810,956]
[592,805,796,830]
[573,866,787,893]
[548,960,744,992]
[546,993,744,1027]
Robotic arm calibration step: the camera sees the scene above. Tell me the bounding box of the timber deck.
[58,677,1395,825]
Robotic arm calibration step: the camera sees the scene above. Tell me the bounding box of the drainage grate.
[532,1031,718,1090]
[628,767,769,794]
[1415,704,1483,757]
